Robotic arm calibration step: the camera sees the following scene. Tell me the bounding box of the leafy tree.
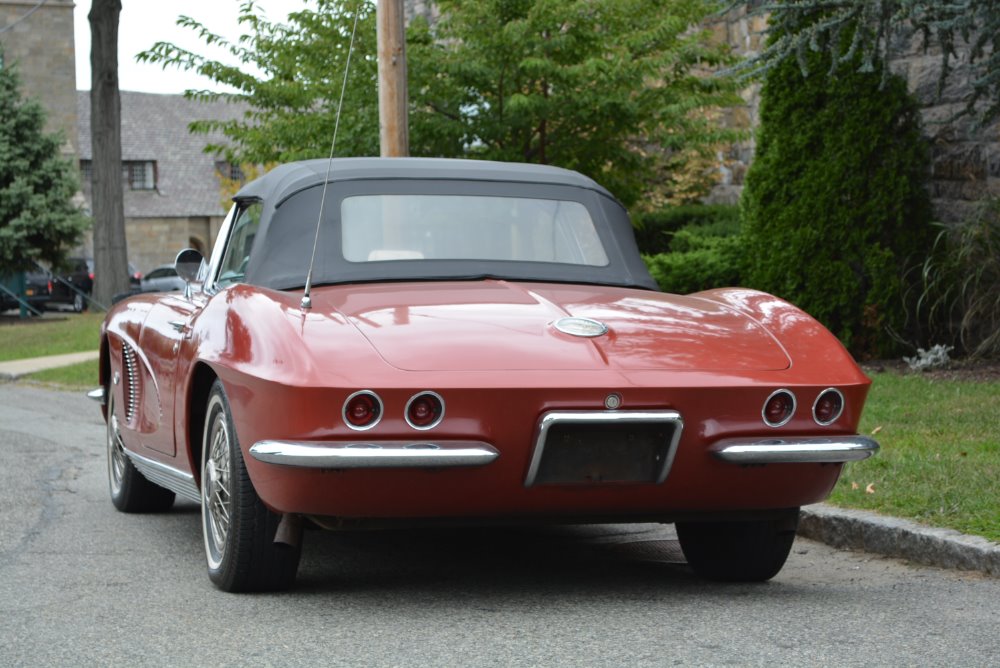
[740,26,933,358]
[727,0,1000,120]
[0,47,88,275]
[139,0,738,207]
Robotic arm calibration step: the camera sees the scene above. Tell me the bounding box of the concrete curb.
[0,350,99,380]
[800,504,1000,577]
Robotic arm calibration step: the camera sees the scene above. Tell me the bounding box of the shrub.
[642,206,743,294]
[633,204,739,255]
[916,199,1000,359]
[740,25,933,358]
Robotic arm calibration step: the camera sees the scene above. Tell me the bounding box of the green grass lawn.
[24,358,99,389]
[831,371,1000,542]
[0,312,103,361]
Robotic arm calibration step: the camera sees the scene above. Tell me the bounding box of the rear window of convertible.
[340,194,610,267]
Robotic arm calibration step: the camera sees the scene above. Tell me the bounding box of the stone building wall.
[0,0,77,158]
[706,7,1000,224]
[126,215,225,275]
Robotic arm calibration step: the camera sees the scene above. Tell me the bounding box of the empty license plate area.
[525,411,683,487]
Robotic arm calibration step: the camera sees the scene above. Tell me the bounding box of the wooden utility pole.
[89,0,130,307]
[376,0,409,156]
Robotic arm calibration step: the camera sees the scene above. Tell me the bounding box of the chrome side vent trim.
[122,343,139,422]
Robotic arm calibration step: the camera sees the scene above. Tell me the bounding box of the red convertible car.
[93,158,878,591]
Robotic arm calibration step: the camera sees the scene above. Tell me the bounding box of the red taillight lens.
[763,389,795,427]
[47,280,53,292]
[343,391,382,430]
[89,272,95,280]
[813,388,844,425]
[406,392,444,430]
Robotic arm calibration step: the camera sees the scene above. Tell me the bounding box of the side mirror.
[174,248,204,298]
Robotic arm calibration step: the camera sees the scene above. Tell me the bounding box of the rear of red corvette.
[198,280,877,589]
[97,158,879,591]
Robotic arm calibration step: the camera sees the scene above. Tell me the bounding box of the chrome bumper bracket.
[249,440,499,469]
[711,435,879,464]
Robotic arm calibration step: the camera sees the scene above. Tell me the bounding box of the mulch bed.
[863,360,1000,383]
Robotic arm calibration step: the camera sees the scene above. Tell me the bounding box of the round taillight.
[813,388,845,425]
[343,391,382,431]
[762,389,796,427]
[405,391,444,430]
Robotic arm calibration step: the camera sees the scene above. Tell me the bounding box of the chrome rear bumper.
[249,440,499,469]
[711,436,879,464]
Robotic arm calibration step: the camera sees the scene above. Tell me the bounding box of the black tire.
[676,509,799,582]
[201,380,301,592]
[107,390,176,513]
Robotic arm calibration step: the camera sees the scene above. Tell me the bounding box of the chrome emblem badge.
[553,317,609,338]
[605,393,622,410]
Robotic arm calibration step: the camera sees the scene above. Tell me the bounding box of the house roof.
[77,91,245,219]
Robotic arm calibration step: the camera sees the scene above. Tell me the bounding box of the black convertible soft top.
[233,157,658,292]
[234,157,619,205]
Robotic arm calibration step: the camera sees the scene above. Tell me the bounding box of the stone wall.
[125,216,226,275]
[706,7,1000,224]
[0,0,77,158]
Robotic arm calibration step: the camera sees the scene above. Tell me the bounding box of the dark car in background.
[0,265,51,313]
[47,258,143,312]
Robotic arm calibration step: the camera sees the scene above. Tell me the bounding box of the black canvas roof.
[234,157,619,206]
[235,158,657,292]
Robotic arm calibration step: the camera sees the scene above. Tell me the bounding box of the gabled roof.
[77,91,245,218]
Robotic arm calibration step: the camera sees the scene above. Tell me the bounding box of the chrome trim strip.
[711,436,880,464]
[524,410,684,487]
[811,387,845,426]
[249,440,499,468]
[125,449,201,502]
[87,387,106,405]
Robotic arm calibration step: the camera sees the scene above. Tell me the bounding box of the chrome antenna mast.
[301,5,362,310]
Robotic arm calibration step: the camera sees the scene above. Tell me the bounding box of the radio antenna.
[302,5,362,310]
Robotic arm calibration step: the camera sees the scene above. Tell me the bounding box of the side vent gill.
[122,343,139,422]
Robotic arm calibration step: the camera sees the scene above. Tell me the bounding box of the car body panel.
[97,157,875,531]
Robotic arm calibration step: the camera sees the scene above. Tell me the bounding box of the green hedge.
[640,205,743,294]
[740,26,933,358]
[633,204,740,255]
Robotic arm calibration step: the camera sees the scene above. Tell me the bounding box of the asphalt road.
[1,384,998,667]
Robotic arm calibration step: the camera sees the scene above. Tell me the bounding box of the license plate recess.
[524,410,683,486]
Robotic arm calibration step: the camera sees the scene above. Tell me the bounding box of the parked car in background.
[0,265,51,313]
[139,265,185,293]
[95,158,879,592]
[47,258,143,312]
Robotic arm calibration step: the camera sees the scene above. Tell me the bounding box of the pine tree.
[0,48,89,275]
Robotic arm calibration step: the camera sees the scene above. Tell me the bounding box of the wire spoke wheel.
[201,380,301,591]
[107,393,127,496]
[202,398,234,571]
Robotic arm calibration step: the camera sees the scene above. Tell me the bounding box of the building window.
[124,161,156,190]
[78,160,156,190]
[216,160,246,184]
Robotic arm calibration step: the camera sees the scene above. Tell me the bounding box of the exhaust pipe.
[274,513,303,548]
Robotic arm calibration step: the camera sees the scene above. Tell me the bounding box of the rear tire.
[676,509,799,582]
[72,292,84,313]
[107,390,176,513]
[201,380,301,592]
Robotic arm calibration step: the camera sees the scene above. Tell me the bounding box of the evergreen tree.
[0,48,89,275]
[740,27,933,357]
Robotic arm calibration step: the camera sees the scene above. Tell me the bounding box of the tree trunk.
[89,0,129,307]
